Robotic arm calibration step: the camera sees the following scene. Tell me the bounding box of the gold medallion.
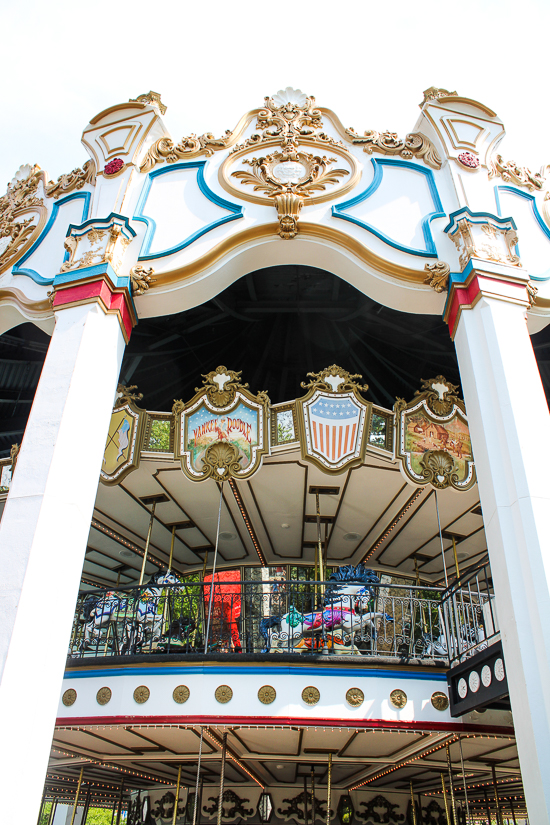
[215,685,233,704]
[431,691,449,711]
[96,687,112,706]
[133,685,150,704]
[389,689,407,709]
[302,686,320,705]
[258,685,276,704]
[346,687,364,707]
[173,685,190,704]
[62,688,77,707]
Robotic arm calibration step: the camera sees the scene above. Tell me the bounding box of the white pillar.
[454,291,550,824]
[0,300,126,824]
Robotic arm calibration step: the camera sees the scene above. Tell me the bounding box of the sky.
[2,0,550,191]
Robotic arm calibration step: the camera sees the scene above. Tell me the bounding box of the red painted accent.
[56,713,514,736]
[105,158,124,176]
[53,278,134,340]
[446,275,481,336]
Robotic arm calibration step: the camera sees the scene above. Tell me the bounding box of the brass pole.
[446,743,458,825]
[484,788,491,825]
[47,798,58,825]
[508,796,517,825]
[115,779,125,825]
[409,781,417,825]
[172,765,182,825]
[458,735,472,825]
[414,557,428,632]
[316,493,325,590]
[311,767,316,825]
[491,764,502,825]
[169,524,176,571]
[451,536,460,584]
[303,777,308,825]
[217,732,228,825]
[69,767,84,825]
[326,754,332,825]
[139,501,157,585]
[440,773,451,825]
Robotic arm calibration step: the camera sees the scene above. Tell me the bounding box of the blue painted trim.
[494,184,550,281]
[444,206,517,234]
[53,262,130,290]
[133,161,244,261]
[65,665,447,682]
[332,158,445,258]
[12,192,91,286]
[66,211,136,239]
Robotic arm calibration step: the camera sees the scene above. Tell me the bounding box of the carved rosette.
[0,164,48,275]
[445,209,521,271]
[395,377,476,491]
[60,214,136,276]
[424,261,450,293]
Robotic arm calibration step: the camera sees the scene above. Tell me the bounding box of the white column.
[454,293,550,823]
[0,301,126,824]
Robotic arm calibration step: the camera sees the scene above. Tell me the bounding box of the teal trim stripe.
[12,192,91,285]
[134,161,243,261]
[332,158,444,258]
[494,184,550,281]
[65,664,447,681]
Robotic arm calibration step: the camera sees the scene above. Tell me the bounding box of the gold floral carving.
[421,87,458,106]
[60,223,132,275]
[258,685,276,704]
[302,686,320,705]
[415,376,461,416]
[276,193,303,239]
[0,165,47,275]
[140,132,234,173]
[129,91,167,115]
[346,687,364,707]
[527,281,538,308]
[488,154,545,191]
[419,449,459,490]
[133,685,150,704]
[130,264,156,296]
[215,684,233,703]
[96,687,112,705]
[431,691,449,711]
[424,261,450,293]
[116,384,144,406]
[173,685,190,704]
[45,160,96,199]
[198,366,248,407]
[450,218,520,270]
[389,688,407,709]
[62,688,77,707]
[345,128,442,170]
[201,442,243,482]
[301,365,368,394]
[10,443,20,471]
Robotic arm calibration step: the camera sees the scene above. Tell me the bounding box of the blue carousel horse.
[121,570,180,655]
[260,564,389,653]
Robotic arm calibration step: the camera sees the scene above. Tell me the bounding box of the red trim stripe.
[319,423,324,453]
[343,424,350,454]
[351,423,357,450]
[312,421,318,450]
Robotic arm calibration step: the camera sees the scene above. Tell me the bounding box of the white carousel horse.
[80,591,128,650]
[121,570,180,655]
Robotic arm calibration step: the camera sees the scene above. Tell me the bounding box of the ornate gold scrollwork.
[116,384,144,406]
[129,90,167,115]
[301,364,368,394]
[415,376,461,416]
[275,193,302,239]
[424,261,450,293]
[488,154,545,191]
[130,264,156,295]
[197,366,249,408]
[201,442,243,481]
[232,149,348,198]
[140,131,234,173]
[420,87,458,106]
[344,128,442,170]
[419,449,460,490]
[0,164,47,274]
[45,160,96,199]
[527,281,538,308]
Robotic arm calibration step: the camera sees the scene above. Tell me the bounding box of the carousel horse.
[79,591,128,650]
[418,623,486,659]
[260,564,387,653]
[121,570,180,655]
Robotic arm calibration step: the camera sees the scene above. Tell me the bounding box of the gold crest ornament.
[296,366,372,474]
[174,367,270,483]
[0,165,48,275]
[100,385,146,485]
[394,377,475,491]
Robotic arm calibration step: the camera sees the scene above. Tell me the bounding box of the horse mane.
[328,564,380,585]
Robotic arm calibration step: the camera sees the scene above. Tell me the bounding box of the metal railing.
[440,561,499,667]
[68,579,447,663]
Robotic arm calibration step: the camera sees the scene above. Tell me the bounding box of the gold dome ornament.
[258,685,276,704]
[215,685,233,704]
[302,686,320,705]
[431,691,449,711]
[389,689,407,709]
[173,685,190,704]
[62,689,77,707]
[346,687,364,707]
[96,687,112,706]
[133,685,150,704]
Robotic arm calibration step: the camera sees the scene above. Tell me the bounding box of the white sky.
[2,0,550,190]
